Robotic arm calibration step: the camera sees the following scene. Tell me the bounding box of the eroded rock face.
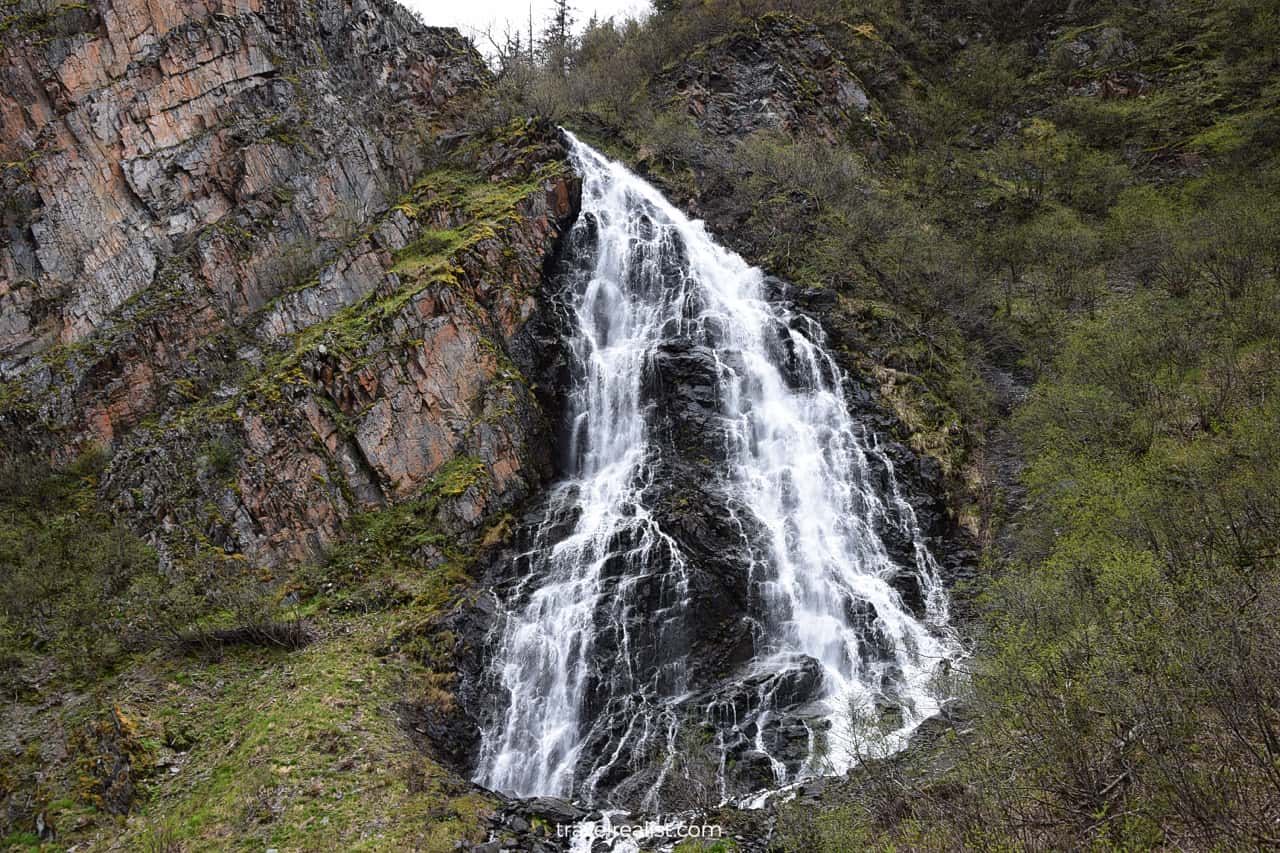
[2,0,483,369]
[649,13,872,143]
[94,137,580,566]
[0,0,582,565]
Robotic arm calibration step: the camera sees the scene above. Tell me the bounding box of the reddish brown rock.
[1,0,581,566]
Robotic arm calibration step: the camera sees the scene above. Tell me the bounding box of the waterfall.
[474,131,960,806]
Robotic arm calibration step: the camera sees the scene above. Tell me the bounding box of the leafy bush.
[951,42,1026,114]
[976,274,1280,846]
[0,449,157,686]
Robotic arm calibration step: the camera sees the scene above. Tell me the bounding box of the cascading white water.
[474,131,959,805]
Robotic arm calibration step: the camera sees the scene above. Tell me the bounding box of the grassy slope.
[0,450,505,852]
[20,612,488,852]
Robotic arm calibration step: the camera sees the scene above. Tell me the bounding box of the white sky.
[404,0,651,50]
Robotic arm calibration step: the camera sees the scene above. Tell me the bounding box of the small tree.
[541,0,575,76]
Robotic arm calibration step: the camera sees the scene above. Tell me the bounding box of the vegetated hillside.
[0,0,1277,850]
[495,0,1280,848]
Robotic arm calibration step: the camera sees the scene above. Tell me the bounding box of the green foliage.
[301,455,492,618]
[199,433,242,480]
[0,448,158,687]
[984,119,1130,214]
[731,130,870,284]
[951,42,1026,114]
[0,446,499,847]
[971,276,1280,845]
[104,610,493,852]
[390,227,467,275]
[0,0,96,39]
[839,172,1280,849]
[0,446,318,698]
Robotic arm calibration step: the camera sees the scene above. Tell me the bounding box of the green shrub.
[0,449,157,686]
[952,42,1026,114]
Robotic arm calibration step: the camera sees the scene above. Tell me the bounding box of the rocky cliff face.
[1,0,579,565]
[648,14,877,144]
[2,0,482,368]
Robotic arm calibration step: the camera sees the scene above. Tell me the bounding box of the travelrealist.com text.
[555,820,726,840]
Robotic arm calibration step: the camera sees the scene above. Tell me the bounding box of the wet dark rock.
[887,566,927,617]
[76,708,146,817]
[475,795,595,853]
[523,797,587,824]
[397,697,481,777]
[796,776,832,801]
